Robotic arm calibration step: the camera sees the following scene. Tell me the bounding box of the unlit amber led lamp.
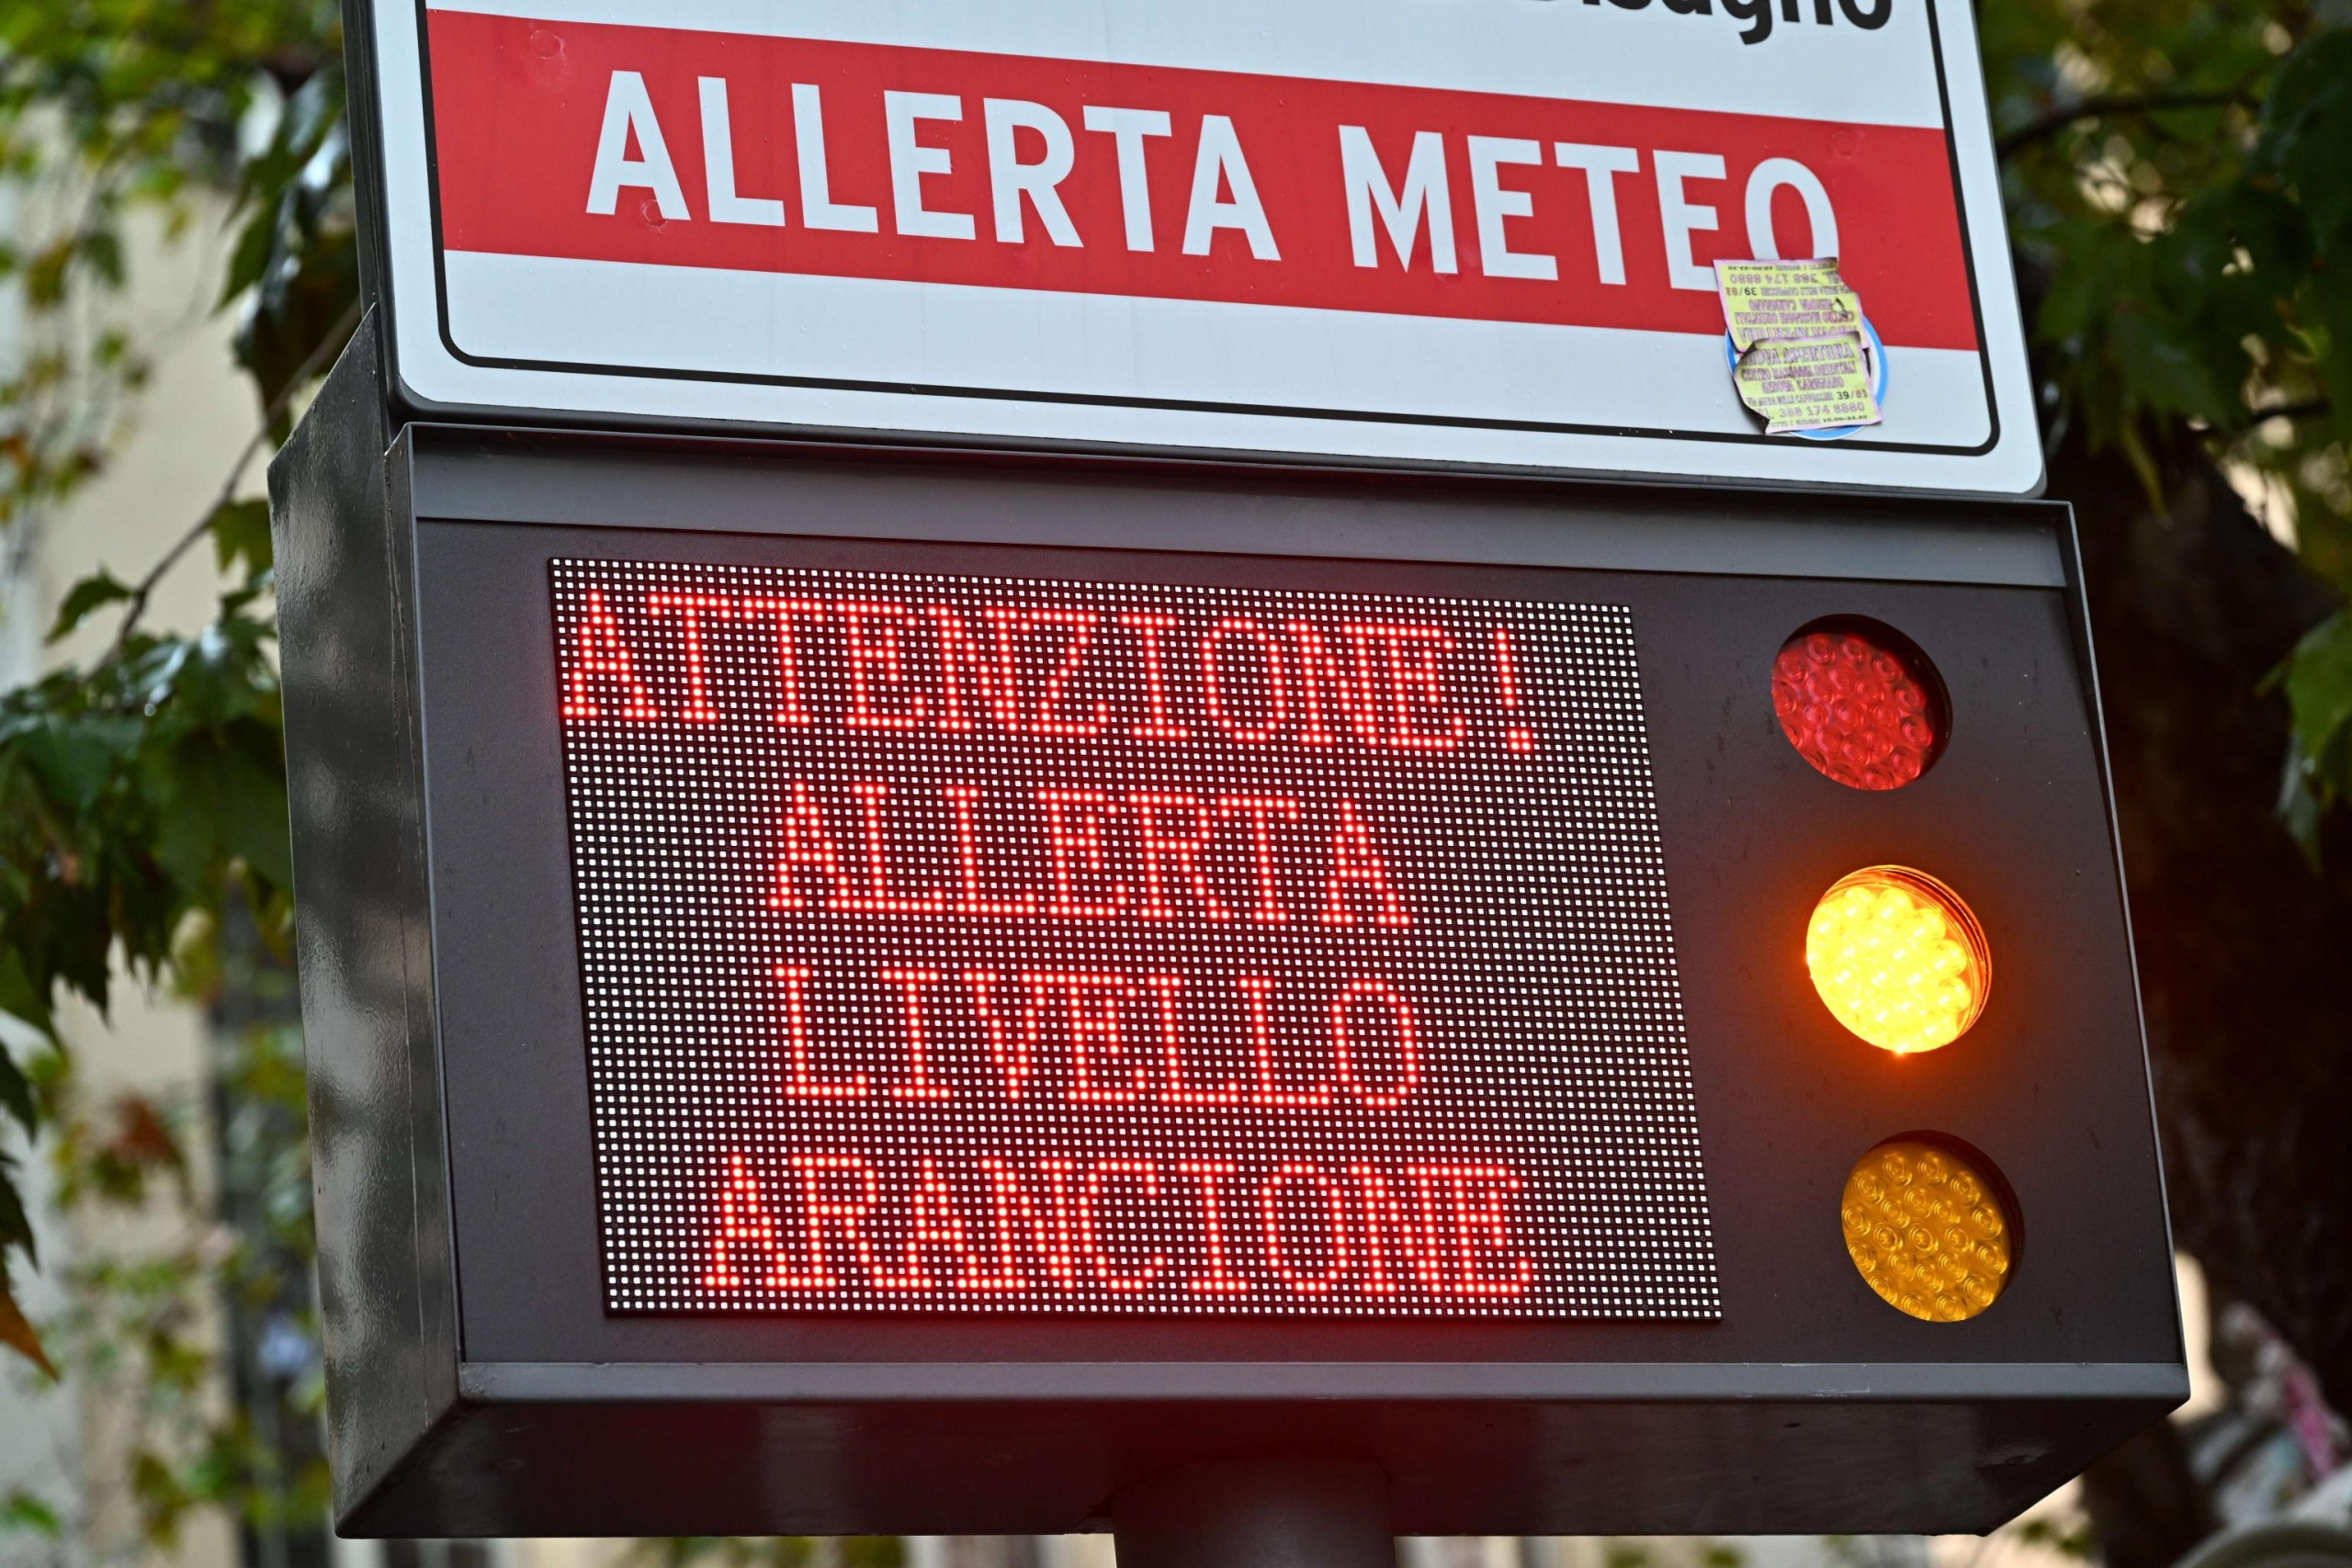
[1805,867,1989,1054]
[1841,1139,2014,1322]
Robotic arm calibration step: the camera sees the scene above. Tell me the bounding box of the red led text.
[702,1151,1533,1302]
[767,778,1410,928]
[557,587,1540,758]
[552,561,1716,1323]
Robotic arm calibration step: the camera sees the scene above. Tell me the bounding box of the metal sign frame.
[272,326,2177,1540]
[343,0,2044,494]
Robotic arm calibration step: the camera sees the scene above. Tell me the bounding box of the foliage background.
[0,0,2348,1556]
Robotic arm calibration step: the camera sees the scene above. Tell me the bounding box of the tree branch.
[1996,88,2252,160]
[106,298,361,660]
[2244,397,2332,428]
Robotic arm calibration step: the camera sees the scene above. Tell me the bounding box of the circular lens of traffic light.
[1806,867,1989,1054]
[1841,1138,2015,1322]
[1772,620,1947,790]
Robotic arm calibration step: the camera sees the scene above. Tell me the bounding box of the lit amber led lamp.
[1805,867,1989,1054]
[1841,1139,2015,1322]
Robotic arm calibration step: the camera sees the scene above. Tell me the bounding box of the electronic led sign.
[271,376,2183,1535]
[552,558,1720,1319]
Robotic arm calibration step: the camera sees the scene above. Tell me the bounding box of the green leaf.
[2,1489,64,1538]
[46,570,133,643]
[0,1049,34,1136]
[145,737,294,897]
[21,238,71,308]
[2284,610,2352,774]
[16,713,141,814]
[2276,609,2352,865]
[0,951,56,1046]
[80,228,125,289]
[209,497,273,580]
[2301,260,2352,451]
[2260,29,2352,247]
[217,202,280,310]
[2109,301,2246,430]
[0,1146,31,1264]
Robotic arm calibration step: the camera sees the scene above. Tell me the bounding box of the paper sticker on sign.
[1734,333,1883,434]
[1718,260,1883,434]
[1716,258,1868,351]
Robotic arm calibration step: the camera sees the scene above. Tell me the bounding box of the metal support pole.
[1111,1455,1393,1568]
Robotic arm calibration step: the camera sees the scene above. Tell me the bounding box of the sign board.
[350,0,2041,491]
[269,337,2177,1541]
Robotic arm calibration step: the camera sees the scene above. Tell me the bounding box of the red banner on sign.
[426,10,1977,350]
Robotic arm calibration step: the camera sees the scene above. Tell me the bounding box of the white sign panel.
[358,0,2041,491]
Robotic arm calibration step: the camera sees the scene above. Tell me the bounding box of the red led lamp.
[1771,620,1948,791]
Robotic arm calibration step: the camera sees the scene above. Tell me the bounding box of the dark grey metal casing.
[270,328,2183,1541]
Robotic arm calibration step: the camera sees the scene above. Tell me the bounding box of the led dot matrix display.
[552,557,1721,1321]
